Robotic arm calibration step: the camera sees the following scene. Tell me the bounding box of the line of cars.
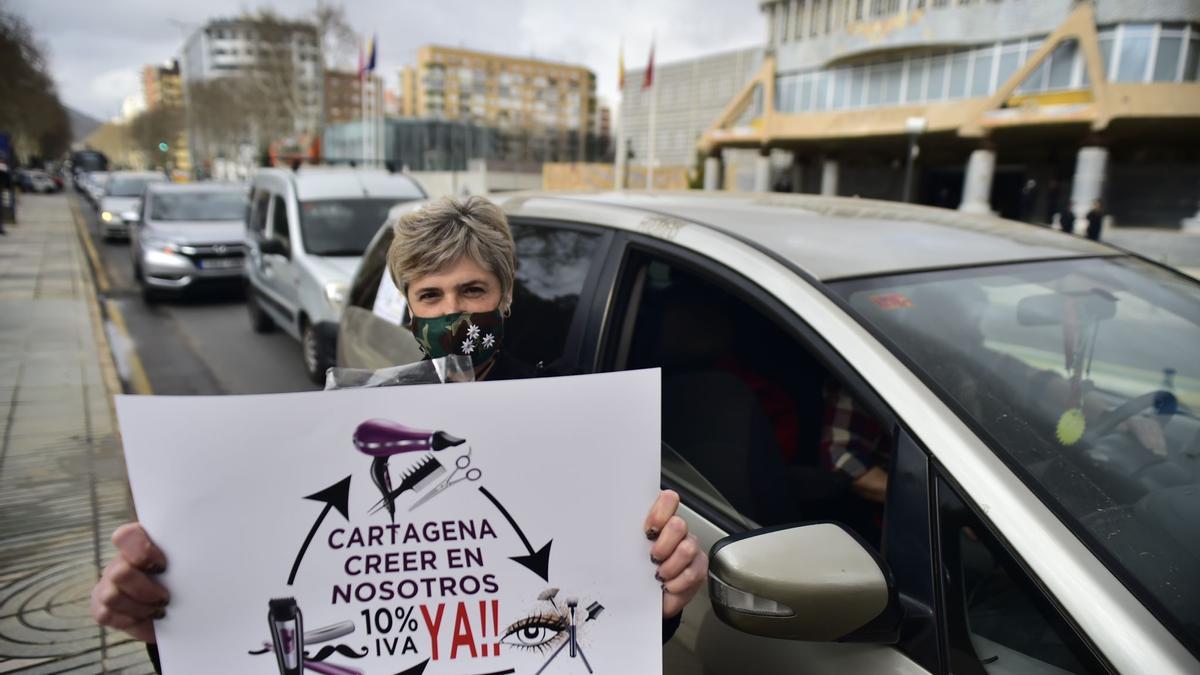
[80,166,425,383]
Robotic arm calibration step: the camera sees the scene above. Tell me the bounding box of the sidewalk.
[0,194,152,673]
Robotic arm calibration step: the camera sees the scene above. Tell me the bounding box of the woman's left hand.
[644,490,708,618]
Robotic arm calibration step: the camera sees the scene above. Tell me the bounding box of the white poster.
[116,370,662,675]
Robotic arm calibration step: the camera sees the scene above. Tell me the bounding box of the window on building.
[1154,32,1184,81]
[1186,35,1200,80]
[1116,24,1154,82]
[970,48,994,96]
[904,56,926,103]
[926,54,947,100]
[1046,40,1080,89]
[948,52,970,98]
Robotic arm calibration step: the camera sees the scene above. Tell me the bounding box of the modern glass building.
[702,0,1200,227]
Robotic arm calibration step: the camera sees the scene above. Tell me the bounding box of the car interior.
[616,256,892,542]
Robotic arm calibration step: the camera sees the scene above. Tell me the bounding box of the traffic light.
[158,142,169,153]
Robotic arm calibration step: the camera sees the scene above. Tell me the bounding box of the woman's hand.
[90,523,169,644]
[644,490,708,619]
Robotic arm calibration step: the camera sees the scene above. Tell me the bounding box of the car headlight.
[324,281,349,311]
[101,211,114,222]
[142,237,180,254]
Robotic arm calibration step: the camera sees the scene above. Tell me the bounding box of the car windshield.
[298,198,403,257]
[832,257,1200,654]
[150,192,246,221]
[108,176,158,197]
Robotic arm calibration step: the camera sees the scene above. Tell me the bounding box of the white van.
[244,167,425,382]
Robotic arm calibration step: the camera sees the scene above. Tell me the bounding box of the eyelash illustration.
[500,614,569,653]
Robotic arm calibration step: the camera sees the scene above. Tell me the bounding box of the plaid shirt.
[820,380,887,479]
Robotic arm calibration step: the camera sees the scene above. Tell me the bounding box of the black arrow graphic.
[287,476,352,585]
[477,486,552,582]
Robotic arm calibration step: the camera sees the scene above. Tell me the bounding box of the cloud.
[10,0,765,118]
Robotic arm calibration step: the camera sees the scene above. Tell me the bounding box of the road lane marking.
[104,299,154,396]
[68,196,110,294]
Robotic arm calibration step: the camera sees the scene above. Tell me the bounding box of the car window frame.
[593,233,900,515]
[933,466,1114,675]
[504,216,616,373]
[269,194,291,250]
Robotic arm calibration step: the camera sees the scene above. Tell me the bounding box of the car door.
[256,191,302,335]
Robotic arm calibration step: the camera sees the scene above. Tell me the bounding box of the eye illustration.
[500,615,568,652]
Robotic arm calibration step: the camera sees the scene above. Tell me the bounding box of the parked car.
[244,167,425,383]
[99,171,166,239]
[129,182,249,302]
[26,170,57,193]
[339,191,1200,674]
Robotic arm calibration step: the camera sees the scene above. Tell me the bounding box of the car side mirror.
[708,522,893,642]
[259,237,289,258]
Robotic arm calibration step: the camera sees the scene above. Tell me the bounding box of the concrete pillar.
[820,158,839,196]
[703,156,721,191]
[959,148,996,214]
[1069,146,1108,220]
[753,152,771,193]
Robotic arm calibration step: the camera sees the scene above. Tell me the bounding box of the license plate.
[199,257,243,269]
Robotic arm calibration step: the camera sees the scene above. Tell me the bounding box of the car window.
[938,477,1106,675]
[249,190,270,234]
[505,223,603,369]
[615,255,892,538]
[299,199,399,257]
[834,258,1200,654]
[271,195,290,248]
[108,176,160,197]
[150,192,247,221]
[339,221,604,373]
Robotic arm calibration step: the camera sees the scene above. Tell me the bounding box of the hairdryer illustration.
[353,419,465,521]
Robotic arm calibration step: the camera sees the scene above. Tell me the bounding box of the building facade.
[702,0,1200,227]
[180,18,323,136]
[141,59,191,173]
[324,69,363,125]
[621,47,763,169]
[401,45,598,162]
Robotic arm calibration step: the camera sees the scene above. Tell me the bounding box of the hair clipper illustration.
[353,419,465,520]
[268,597,304,675]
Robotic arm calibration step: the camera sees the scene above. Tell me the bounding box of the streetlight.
[902,116,927,204]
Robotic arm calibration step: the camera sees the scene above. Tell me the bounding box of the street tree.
[0,2,71,162]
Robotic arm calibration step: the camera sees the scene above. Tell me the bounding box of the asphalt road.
[76,192,319,396]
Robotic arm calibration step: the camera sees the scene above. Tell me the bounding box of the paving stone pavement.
[0,194,154,674]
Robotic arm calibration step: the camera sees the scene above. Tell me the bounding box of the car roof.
[255,167,425,201]
[497,191,1118,282]
[109,171,166,180]
[146,181,246,194]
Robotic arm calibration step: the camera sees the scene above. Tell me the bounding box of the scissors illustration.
[409,451,481,511]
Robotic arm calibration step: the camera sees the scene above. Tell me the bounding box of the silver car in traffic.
[100,171,166,239]
[130,182,249,302]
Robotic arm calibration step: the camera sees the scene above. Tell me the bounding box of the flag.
[359,35,377,79]
[618,41,625,90]
[642,40,655,90]
[366,34,377,73]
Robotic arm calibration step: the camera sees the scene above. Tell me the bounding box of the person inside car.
[90,196,708,666]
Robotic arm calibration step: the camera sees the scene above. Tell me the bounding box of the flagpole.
[360,64,367,166]
[647,72,657,190]
[646,36,657,191]
[614,39,626,191]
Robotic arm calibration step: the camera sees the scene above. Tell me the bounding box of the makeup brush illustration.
[566,598,578,658]
[538,587,560,610]
[353,420,464,520]
[585,602,604,622]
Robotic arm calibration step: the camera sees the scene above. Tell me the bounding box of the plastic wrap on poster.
[324,355,474,391]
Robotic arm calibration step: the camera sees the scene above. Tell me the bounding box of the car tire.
[302,321,332,385]
[247,288,275,333]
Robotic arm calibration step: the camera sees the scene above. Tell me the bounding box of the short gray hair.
[387,196,516,313]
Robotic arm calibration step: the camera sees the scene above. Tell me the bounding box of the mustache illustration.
[308,644,370,661]
[246,643,369,660]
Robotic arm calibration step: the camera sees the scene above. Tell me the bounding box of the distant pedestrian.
[1018,179,1037,223]
[1059,207,1076,235]
[1086,199,1104,242]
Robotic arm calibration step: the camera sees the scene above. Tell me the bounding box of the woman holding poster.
[91,196,708,666]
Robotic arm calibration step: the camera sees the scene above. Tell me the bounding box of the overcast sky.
[10,0,765,121]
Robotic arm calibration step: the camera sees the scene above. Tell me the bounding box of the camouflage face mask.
[411,310,504,368]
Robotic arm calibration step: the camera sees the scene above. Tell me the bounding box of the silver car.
[130,182,249,302]
[339,191,1200,674]
[99,171,166,239]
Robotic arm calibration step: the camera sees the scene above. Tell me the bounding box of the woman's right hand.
[90,523,170,643]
